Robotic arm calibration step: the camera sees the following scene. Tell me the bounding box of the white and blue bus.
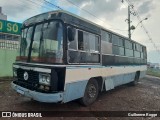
[12,10,147,106]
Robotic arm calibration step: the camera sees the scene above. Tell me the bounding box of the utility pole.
[126,5,135,39]
[128,5,131,39]
[122,0,135,39]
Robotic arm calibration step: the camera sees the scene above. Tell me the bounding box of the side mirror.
[68,27,75,42]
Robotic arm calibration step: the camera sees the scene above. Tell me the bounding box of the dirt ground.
[0,75,160,120]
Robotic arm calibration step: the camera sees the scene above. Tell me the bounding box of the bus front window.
[19,27,33,61]
[18,21,63,64]
[31,21,63,63]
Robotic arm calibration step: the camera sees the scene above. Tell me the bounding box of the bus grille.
[15,68,39,90]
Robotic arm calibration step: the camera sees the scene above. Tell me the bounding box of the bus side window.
[95,36,100,52]
[125,40,134,57]
[68,27,77,50]
[78,30,84,50]
[101,30,111,43]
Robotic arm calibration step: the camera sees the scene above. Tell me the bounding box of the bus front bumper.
[11,82,63,103]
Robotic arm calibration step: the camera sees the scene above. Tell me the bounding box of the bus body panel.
[62,65,146,102]
[11,82,63,103]
[63,80,88,103]
[12,64,146,103]
[65,65,146,83]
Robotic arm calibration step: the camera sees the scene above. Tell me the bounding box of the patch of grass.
[147,68,160,78]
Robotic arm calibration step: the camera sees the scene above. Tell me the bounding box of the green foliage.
[147,68,160,78]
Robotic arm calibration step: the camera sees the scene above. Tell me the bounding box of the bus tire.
[79,78,99,106]
[130,72,140,86]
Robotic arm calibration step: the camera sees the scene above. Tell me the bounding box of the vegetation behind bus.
[147,68,160,78]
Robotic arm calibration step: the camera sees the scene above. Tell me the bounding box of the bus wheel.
[130,72,140,86]
[79,78,99,106]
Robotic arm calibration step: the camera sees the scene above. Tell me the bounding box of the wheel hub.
[88,84,97,98]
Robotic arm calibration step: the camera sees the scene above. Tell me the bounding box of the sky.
[0,0,159,63]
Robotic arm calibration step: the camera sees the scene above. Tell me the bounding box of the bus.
[11,10,147,106]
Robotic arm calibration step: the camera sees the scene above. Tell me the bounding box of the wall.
[0,49,17,77]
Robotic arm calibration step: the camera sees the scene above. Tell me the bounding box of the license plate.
[17,89,25,95]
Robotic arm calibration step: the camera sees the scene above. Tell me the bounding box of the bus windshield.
[18,21,63,64]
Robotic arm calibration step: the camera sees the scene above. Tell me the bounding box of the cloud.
[0,0,47,22]
[137,0,154,15]
[57,0,153,33]
[60,0,124,20]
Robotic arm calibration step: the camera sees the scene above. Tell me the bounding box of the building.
[0,19,21,49]
[0,7,21,50]
[0,7,7,20]
[0,7,22,77]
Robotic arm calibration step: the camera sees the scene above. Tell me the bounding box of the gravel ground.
[0,75,160,120]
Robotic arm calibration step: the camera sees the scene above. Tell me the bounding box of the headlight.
[39,73,51,85]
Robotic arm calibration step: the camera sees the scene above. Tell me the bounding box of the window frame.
[67,26,101,64]
[68,27,100,54]
[101,30,112,43]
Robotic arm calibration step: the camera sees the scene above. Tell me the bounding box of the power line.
[13,0,44,13]
[124,0,160,56]
[26,0,128,32]
[27,0,53,11]
[63,0,127,32]
[42,0,63,10]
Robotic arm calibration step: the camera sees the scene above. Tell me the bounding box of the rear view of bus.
[11,10,147,106]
